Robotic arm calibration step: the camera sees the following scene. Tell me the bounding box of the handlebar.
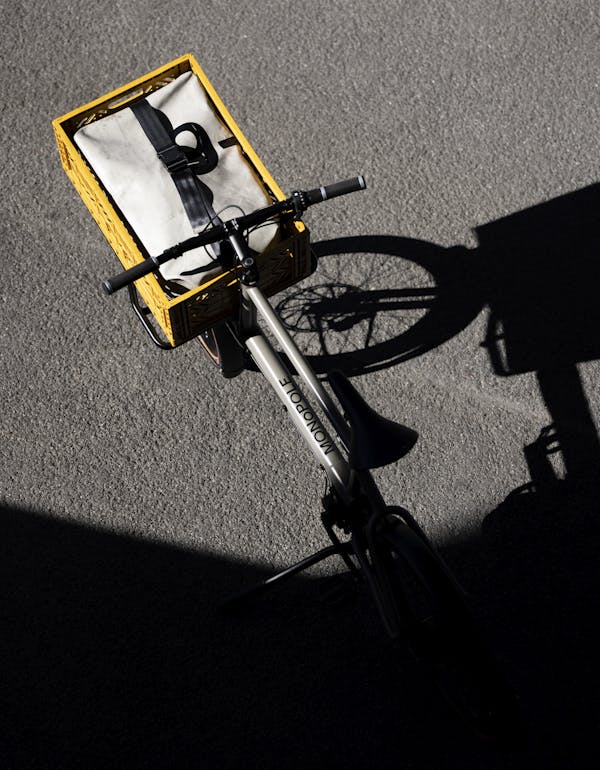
[102,175,366,295]
[303,176,366,205]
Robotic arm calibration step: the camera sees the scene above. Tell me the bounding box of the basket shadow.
[477,183,600,494]
[477,183,600,376]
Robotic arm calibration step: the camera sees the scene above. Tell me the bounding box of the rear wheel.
[375,511,521,743]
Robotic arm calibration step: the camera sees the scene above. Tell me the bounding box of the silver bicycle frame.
[240,282,354,501]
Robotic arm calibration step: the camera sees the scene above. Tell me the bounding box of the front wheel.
[374,512,522,743]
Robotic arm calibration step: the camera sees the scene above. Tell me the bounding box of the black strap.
[131,100,221,236]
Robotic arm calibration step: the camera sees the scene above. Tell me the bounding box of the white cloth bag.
[74,71,278,291]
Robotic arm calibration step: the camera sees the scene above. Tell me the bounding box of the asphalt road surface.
[2,2,600,768]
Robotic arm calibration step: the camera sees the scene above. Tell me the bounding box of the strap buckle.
[157,144,188,174]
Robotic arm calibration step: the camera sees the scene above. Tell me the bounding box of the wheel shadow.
[275,235,484,376]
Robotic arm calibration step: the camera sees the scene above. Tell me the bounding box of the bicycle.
[103,177,522,743]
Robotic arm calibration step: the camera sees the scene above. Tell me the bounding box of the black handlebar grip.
[305,175,366,205]
[103,256,158,295]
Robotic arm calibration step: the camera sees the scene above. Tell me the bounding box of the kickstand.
[220,541,354,612]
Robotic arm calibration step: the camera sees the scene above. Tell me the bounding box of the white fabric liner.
[74,71,278,291]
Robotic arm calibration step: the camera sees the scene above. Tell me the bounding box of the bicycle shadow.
[281,184,600,496]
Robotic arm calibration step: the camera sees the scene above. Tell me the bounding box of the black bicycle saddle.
[328,371,418,470]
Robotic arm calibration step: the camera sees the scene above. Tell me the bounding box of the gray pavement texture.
[2,1,600,767]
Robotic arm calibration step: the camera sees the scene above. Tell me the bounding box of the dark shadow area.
[448,482,600,770]
[3,497,600,769]
[476,185,600,494]
[477,185,600,375]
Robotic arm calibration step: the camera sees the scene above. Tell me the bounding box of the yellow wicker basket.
[53,54,311,347]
